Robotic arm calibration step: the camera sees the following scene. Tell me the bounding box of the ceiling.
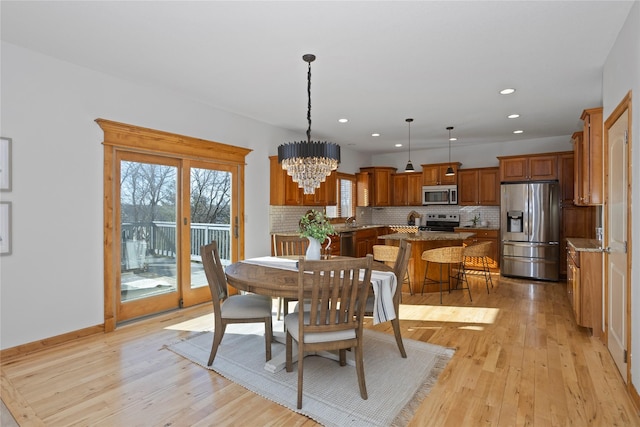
[1,1,634,154]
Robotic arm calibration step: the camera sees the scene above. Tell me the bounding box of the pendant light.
[278,54,340,194]
[445,126,455,176]
[404,118,415,172]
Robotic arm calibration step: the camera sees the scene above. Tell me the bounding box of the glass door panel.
[118,153,181,321]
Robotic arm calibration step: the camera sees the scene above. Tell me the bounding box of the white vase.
[305,237,322,260]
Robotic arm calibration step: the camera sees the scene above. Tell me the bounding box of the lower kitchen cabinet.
[566,239,603,337]
[355,227,382,258]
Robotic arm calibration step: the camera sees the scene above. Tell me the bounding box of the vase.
[305,237,322,260]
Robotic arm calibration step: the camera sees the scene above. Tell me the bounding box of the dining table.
[225,255,398,372]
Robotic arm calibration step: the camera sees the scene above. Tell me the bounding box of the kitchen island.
[379,231,475,295]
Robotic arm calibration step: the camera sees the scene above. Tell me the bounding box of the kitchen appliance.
[419,213,460,232]
[422,185,458,205]
[501,181,560,281]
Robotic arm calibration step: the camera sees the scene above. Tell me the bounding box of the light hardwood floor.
[2,275,639,426]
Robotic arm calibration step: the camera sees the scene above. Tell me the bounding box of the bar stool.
[462,241,494,294]
[372,245,414,298]
[421,246,471,304]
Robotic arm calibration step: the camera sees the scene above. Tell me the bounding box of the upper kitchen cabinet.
[356,166,396,207]
[458,167,500,206]
[498,153,558,182]
[392,172,423,206]
[422,162,461,185]
[269,156,337,206]
[575,107,603,206]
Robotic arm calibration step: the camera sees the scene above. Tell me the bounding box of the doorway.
[98,119,250,330]
[604,92,632,383]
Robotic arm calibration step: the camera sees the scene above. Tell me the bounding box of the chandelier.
[278,54,340,194]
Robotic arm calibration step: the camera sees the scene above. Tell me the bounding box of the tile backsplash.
[270,205,500,232]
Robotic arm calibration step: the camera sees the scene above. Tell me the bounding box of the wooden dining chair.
[367,240,411,357]
[285,254,373,409]
[272,234,309,320]
[200,241,273,366]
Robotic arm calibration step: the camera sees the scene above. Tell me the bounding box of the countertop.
[379,231,476,241]
[566,237,603,252]
[454,226,500,231]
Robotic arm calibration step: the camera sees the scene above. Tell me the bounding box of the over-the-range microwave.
[422,185,458,205]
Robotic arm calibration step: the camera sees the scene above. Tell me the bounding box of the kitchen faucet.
[345,216,357,227]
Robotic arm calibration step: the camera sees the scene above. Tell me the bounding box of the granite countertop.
[454,226,500,231]
[272,225,387,235]
[566,237,603,252]
[379,231,476,241]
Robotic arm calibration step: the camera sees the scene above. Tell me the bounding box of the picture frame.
[1,136,11,191]
[1,201,11,255]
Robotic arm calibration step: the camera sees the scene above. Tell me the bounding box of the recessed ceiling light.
[513,130,524,134]
[449,137,457,141]
[395,143,403,147]
[507,114,520,119]
[500,88,516,95]
[372,133,380,137]
[338,118,348,123]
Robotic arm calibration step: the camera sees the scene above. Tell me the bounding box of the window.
[326,172,355,219]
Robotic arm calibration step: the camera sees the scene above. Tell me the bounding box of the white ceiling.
[1,1,634,153]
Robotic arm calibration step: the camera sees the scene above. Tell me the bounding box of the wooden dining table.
[224,256,397,372]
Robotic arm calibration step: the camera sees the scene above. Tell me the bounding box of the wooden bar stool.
[421,246,471,304]
[462,241,494,294]
[373,244,413,298]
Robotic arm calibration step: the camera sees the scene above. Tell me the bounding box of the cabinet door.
[407,173,423,205]
[500,157,528,182]
[457,169,479,205]
[356,172,371,207]
[572,132,584,205]
[528,155,558,180]
[581,107,603,205]
[422,165,440,185]
[392,173,408,206]
[478,168,500,205]
[372,168,393,206]
[559,152,575,205]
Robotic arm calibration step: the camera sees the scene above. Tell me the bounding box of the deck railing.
[121,221,231,270]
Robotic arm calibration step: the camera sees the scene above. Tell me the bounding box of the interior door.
[605,99,630,381]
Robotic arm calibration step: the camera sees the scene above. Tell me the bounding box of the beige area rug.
[165,325,454,427]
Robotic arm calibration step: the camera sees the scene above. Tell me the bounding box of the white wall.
[603,0,640,397]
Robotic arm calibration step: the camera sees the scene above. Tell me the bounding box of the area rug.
[165,325,454,427]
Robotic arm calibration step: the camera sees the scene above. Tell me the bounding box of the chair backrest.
[273,234,309,256]
[297,254,373,335]
[421,246,465,263]
[200,241,228,308]
[463,241,492,257]
[372,245,399,266]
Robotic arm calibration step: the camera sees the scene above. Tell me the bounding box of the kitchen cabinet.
[455,227,500,270]
[575,107,603,206]
[498,154,558,182]
[421,162,460,185]
[566,241,602,336]
[458,167,500,206]
[356,167,396,207]
[354,227,383,258]
[392,172,423,206]
[269,156,337,206]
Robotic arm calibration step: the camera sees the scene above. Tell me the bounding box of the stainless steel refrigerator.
[501,181,560,281]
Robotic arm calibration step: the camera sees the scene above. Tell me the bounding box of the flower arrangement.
[298,209,335,242]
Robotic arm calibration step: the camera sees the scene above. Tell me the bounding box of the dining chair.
[421,246,471,304]
[367,240,411,357]
[285,254,374,409]
[462,241,494,294]
[272,234,309,320]
[200,241,273,366]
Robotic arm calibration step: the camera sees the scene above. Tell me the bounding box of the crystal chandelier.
[278,54,340,194]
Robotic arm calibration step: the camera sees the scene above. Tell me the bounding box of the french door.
[98,118,250,330]
[116,154,237,321]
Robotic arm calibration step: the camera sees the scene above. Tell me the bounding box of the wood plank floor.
[2,275,639,426]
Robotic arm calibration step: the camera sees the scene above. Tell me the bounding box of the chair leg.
[296,338,305,409]
[208,322,226,366]
[439,263,444,304]
[277,297,283,321]
[391,317,407,358]
[264,317,273,361]
[354,342,368,400]
[483,256,494,292]
[285,331,293,372]
[422,261,429,295]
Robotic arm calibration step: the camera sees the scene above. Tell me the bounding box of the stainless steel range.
[419,213,460,232]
